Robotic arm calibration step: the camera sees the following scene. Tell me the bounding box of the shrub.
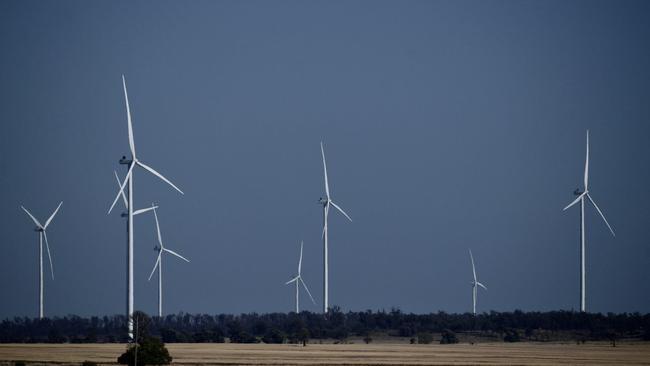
[503,329,520,342]
[440,329,459,344]
[262,328,286,344]
[118,336,172,365]
[229,330,259,343]
[82,361,98,366]
[417,332,433,344]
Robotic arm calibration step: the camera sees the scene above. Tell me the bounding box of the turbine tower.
[285,241,316,313]
[108,75,184,341]
[21,202,62,319]
[469,249,487,316]
[319,142,352,313]
[147,204,190,317]
[563,130,615,312]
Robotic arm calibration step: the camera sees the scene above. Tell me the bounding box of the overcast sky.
[0,0,649,318]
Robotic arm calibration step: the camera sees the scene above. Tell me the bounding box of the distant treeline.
[1,308,649,343]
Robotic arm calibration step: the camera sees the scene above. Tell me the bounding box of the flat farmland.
[0,342,648,365]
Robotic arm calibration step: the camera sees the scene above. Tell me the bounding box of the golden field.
[0,342,649,365]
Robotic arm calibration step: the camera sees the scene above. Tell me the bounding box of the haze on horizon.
[0,0,649,318]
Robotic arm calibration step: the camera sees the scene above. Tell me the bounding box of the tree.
[297,327,310,346]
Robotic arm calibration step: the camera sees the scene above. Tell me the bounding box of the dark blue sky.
[0,0,649,318]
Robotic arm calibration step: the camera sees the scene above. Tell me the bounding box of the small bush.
[82,361,98,366]
[262,328,286,344]
[363,335,373,344]
[417,332,433,344]
[503,329,521,342]
[229,330,259,343]
[440,329,459,344]
[117,336,172,365]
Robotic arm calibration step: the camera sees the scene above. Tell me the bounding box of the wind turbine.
[319,142,352,313]
[469,249,487,316]
[563,130,615,312]
[285,241,316,313]
[147,204,189,317]
[107,75,184,341]
[21,202,62,319]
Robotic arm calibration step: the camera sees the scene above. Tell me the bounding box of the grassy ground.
[0,342,649,365]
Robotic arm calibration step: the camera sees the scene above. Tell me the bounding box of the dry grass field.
[0,342,649,365]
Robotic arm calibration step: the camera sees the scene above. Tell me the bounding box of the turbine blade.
[584,130,589,190]
[469,249,476,282]
[148,253,161,281]
[43,231,54,280]
[122,75,136,159]
[321,205,329,239]
[137,161,184,195]
[133,206,158,216]
[300,277,317,305]
[330,201,352,222]
[21,206,42,228]
[587,194,616,237]
[163,248,190,262]
[285,276,299,285]
[321,142,330,199]
[563,192,586,211]
[152,205,163,247]
[43,201,63,229]
[114,171,128,209]
[108,162,134,214]
[298,241,303,274]
[477,281,487,291]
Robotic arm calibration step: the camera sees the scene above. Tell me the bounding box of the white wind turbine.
[21,202,62,319]
[147,204,190,317]
[469,249,487,316]
[563,130,615,312]
[285,241,316,313]
[107,75,184,340]
[319,142,352,313]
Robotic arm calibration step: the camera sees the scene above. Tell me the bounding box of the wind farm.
[1,1,650,365]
